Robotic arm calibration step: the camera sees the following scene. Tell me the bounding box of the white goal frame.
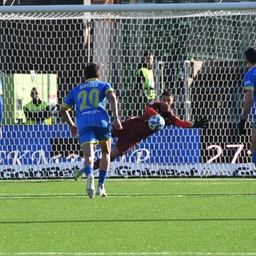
[1,2,256,14]
[0,2,256,179]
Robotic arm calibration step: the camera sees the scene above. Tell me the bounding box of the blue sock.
[85,166,93,176]
[98,170,108,187]
[252,152,256,165]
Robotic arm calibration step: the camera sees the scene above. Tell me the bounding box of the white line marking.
[1,252,256,255]
[0,193,255,199]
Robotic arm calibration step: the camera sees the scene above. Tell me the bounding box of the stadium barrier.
[0,125,255,179]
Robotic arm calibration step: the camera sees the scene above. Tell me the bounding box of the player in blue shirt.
[239,47,256,166]
[60,63,122,198]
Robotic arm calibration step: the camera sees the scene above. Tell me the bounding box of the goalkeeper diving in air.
[74,90,209,180]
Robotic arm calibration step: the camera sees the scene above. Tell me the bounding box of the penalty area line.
[1,252,256,255]
[0,193,255,199]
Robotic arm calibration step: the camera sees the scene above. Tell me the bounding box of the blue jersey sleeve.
[244,67,256,91]
[104,83,114,96]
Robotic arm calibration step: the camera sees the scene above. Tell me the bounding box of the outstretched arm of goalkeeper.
[145,104,208,129]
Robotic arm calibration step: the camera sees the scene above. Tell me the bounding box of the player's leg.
[96,139,111,197]
[94,144,122,170]
[94,127,112,197]
[82,142,95,176]
[78,127,98,198]
[74,127,97,181]
[93,125,121,169]
[81,142,95,198]
[94,138,141,171]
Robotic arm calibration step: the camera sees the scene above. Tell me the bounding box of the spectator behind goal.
[23,87,52,125]
[133,50,156,116]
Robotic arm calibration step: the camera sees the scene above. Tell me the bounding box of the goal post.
[0,2,256,179]
[1,2,256,14]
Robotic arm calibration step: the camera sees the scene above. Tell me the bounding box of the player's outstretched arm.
[191,117,209,128]
[60,106,79,137]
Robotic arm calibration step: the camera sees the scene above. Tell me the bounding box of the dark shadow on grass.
[108,193,256,197]
[0,218,256,224]
[0,193,255,198]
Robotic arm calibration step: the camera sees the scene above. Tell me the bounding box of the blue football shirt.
[62,78,114,131]
[244,66,256,102]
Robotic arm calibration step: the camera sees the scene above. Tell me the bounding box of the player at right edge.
[239,47,256,167]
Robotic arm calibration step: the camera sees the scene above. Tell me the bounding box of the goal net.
[0,2,256,179]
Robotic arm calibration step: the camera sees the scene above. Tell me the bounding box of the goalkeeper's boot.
[74,169,84,181]
[96,186,107,197]
[86,174,95,199]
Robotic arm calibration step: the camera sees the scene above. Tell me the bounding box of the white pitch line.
[1,252,256,255]
[0,193,255,199]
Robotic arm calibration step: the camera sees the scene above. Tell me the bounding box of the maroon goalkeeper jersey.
[111,101,190,155]
[146,100,181,127]
[112,112,154,143]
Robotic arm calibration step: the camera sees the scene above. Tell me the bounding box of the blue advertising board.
[0,125,201,166]
[117,126,201,164]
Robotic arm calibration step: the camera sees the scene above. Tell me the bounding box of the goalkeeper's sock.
[252,152,256,166]
[94,157,115,170]
[85,166,93,177]
[98,170,108,188]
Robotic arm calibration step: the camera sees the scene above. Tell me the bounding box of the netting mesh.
[1,5,256,178]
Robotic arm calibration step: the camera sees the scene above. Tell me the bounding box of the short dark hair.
[85,63,100,79]
[244,47,256,64]
[31,87,39,94]
[160,91,174,98]
[143,50,153,57]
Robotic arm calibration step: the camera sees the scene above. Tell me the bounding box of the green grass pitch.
[0,178,255,256]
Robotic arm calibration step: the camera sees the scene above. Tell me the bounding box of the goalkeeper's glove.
[238,119,246,135]
[192,117,208,128]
